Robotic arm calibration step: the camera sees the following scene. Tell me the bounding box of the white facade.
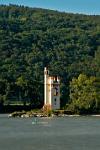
[44,67,60,110]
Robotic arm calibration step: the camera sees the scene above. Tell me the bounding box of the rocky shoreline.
[8,111,47,118]
[8,111,100,118]
[8,110,78,118]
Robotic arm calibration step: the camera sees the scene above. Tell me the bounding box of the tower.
[44,67,60,110]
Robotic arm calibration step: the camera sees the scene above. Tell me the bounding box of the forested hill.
[0,5,100,110]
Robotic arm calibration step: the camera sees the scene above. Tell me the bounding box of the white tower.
[44,67,60,110]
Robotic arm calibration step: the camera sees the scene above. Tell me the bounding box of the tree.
[94,48,100,77]
[69,74,100,114]
[16,76,28,105]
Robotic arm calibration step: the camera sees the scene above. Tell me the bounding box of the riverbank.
[8,110,100,118]
[7,109,75,118]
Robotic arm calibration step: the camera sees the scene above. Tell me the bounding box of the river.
[0,114,100,150]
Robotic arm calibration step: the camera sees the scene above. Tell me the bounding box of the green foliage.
[69,74,100,114]
[0,5,100,110]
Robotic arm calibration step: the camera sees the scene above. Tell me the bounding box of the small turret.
[44,67,49,75]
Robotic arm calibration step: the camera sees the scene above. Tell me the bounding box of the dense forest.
[0,5,100,113]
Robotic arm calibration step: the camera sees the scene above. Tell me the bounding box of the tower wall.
[51,78,60,109]
[44,68,60,110]
[44,68,51,106]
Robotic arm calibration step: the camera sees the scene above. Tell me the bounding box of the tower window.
[54,87,58,96]
[54,98,56,105]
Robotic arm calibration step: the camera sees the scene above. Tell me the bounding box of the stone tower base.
[43,104,52,111]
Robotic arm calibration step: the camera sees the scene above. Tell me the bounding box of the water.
[0,114,100,150]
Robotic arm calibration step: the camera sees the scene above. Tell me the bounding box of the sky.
[0,0,100,15]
